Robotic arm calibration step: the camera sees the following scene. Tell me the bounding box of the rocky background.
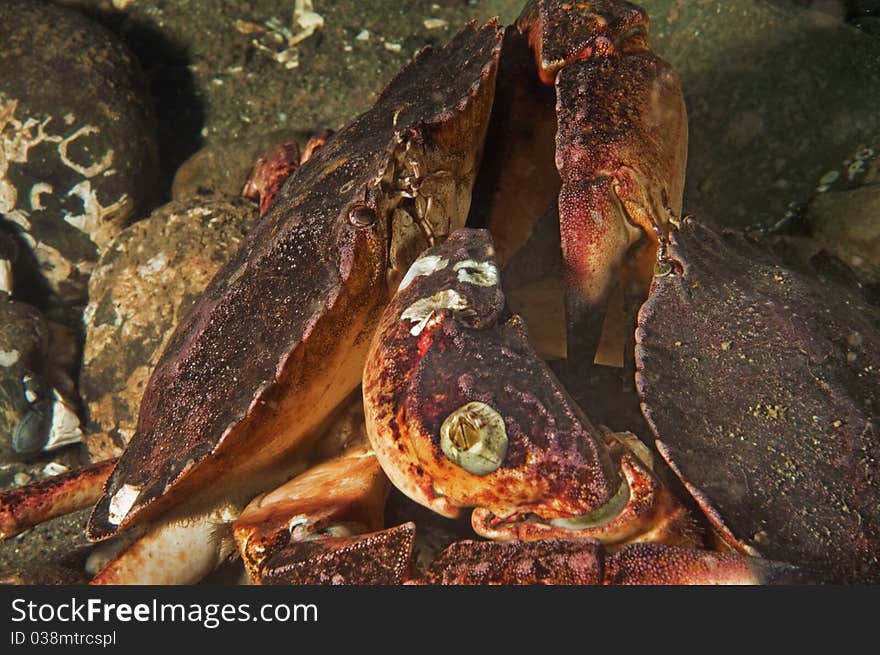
[1,0,878,581]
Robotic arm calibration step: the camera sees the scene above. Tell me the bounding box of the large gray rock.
[0,0,159,303]
[81,196,258,448]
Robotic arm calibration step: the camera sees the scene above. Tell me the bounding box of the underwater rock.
[0,0,159,303]
[644,0,880,229]
[808,184,880,285]
[0,299,81,461]
[171,129,311,202]
[80,196,259,448]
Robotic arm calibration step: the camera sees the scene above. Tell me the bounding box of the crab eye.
[440,401,508,475]
[348,204,377,228]
[654,260,673,277]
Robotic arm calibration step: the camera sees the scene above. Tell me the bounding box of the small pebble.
[424,19,448,30]
[384,42,403,53]
[41,462,69,477]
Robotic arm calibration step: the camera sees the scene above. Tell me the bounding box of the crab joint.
[440,401,508,475]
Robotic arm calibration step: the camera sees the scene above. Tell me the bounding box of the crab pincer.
[425,540,806,585]
[363,228,692,546]
[517,0,688,308]
[636,218,880,583]
[231,397,414,585]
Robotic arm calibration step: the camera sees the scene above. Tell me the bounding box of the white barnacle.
[0,349,19,367]
[401,289,468,336]
[453,259,498,287]
[42,462,69,477]
[397,254,449,291]
[440,401,508,475]
[108,483,141,525]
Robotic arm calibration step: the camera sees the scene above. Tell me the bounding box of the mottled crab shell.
[518,0,649,85]
[636,217,880,583]
[425,539,806,585]
[517,0,688,305]
[362,228,620,528]
[87,21,505,540]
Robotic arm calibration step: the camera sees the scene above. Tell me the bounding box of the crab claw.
[517,0,649,86]
[604,542,811,585]
[426,538,604,584]
[85,21,504,544]
[635,217,880,583]
[242,130,332,217]
[363,228,694,549]
[517,0,687,306]
[232,445,391,583]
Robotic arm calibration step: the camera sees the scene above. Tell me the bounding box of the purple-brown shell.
[363,228,620,527]
[261,523,416,585]
[635,217,880,583]
[87,21,504,540]
[426,538,603,584]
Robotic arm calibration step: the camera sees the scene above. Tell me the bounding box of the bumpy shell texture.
[636,217,880,583]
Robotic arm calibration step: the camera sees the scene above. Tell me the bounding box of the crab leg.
[0,458,115,538]
[90,501,241,585]
[241,129,332,217]
[233,449,415,585]
[425,539,807,585]
[517,0,688,307]
[228,393,420,585]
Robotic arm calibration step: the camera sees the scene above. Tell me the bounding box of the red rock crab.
[1,0,876,584]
